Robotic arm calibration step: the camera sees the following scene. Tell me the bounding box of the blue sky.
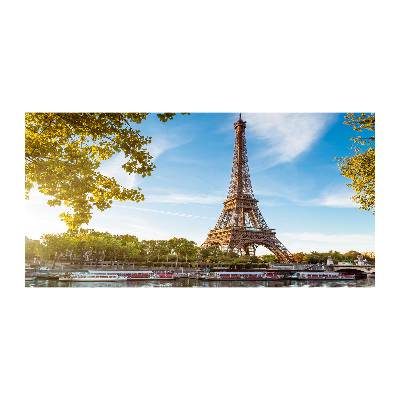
[25,113,375,254]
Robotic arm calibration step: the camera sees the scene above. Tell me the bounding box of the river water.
[26,276,375,288]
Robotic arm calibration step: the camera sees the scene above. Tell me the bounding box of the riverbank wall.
[26,260,374,273]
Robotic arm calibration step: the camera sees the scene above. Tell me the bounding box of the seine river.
[26,277,375,288]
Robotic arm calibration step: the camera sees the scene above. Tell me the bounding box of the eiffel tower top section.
[227,113,254,200]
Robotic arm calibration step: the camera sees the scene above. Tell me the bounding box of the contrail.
[113,204,216,219]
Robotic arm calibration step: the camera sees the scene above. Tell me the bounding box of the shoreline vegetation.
[25,230,375,270]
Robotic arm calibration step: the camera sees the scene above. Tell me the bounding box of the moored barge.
[59,270,176,281]
[59,272,127,282]
[88,270,155,280]
[205,271,284,281]
[286,271,355,280]
[152,273,175,280]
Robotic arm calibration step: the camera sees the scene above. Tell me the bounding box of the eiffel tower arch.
[202,114,294,263]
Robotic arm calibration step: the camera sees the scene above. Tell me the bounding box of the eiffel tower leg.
[262,239,294,263]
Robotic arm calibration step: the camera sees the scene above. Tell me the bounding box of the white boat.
[173,272,187,278]
[25,267,36,281]
[152,273,175,280]
[88,270,155,280]
[206,271,284,281]
[286,272,355,280]
[35,267,52,279]
[59,270,176,281]
[59,272,127,282]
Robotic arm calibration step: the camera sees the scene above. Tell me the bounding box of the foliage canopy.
[25,231,375,267]
[25,113,188,230]
[335,113,375,214]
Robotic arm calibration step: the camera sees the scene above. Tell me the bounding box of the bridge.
[331,265,375,274]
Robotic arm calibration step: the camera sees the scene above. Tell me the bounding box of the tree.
[25,113,189,230]
[199,246,226,262]
[103,234,122,265]
[118,235,140,263]
[170,238,198,263]
[155,240,171,262]
[121,242,140,263]
[343,250,361,262]
[232,255,251,265]
[199,247,210,261]
[250,255,259,264]
[180,240,199,262]
[335,113,375,214]
[260,254,278,263]
[40,233,71,267]
[69,230,90,261]
[139,240,153,264]
[85,231,109,266]
[302,251,328,264]
[328,250,343,262]
[292,252,305,264]
[222,251,238,260]
[25,239,40,260]
[303,251,322,264]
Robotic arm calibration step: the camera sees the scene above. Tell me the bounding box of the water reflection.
[26,277,375,288]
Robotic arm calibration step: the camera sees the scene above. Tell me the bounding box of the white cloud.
[305,185,359,208]
[26,187,53,203]
[98,127,193,189]
[243,113,337,167]
[319,193,356,208]
[98,152,138,189]
[280,231,375,244]
[145,193,224,205]
[146,133,184,160]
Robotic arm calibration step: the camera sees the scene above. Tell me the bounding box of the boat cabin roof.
[88,270,151,274]
[214,271,271,275]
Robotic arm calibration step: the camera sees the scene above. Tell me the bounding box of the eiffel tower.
[202,114,294,263]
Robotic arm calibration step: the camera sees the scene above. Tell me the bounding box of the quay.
[26,260,375,281]
[26,260,374,275]
[27,265,373,282]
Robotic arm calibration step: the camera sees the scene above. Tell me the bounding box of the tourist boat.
[87,270,171,280]
[152,273,175,280]
[205,271,284,281]
[59,269,177,281]
[286,272,355,280]
[25,267,36,281]
[35,267,52,279]
[173,271,188,278]
[125,271,154,280]
[89,270,175,280]
[59,272,127,282]
[25,273,36,281]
